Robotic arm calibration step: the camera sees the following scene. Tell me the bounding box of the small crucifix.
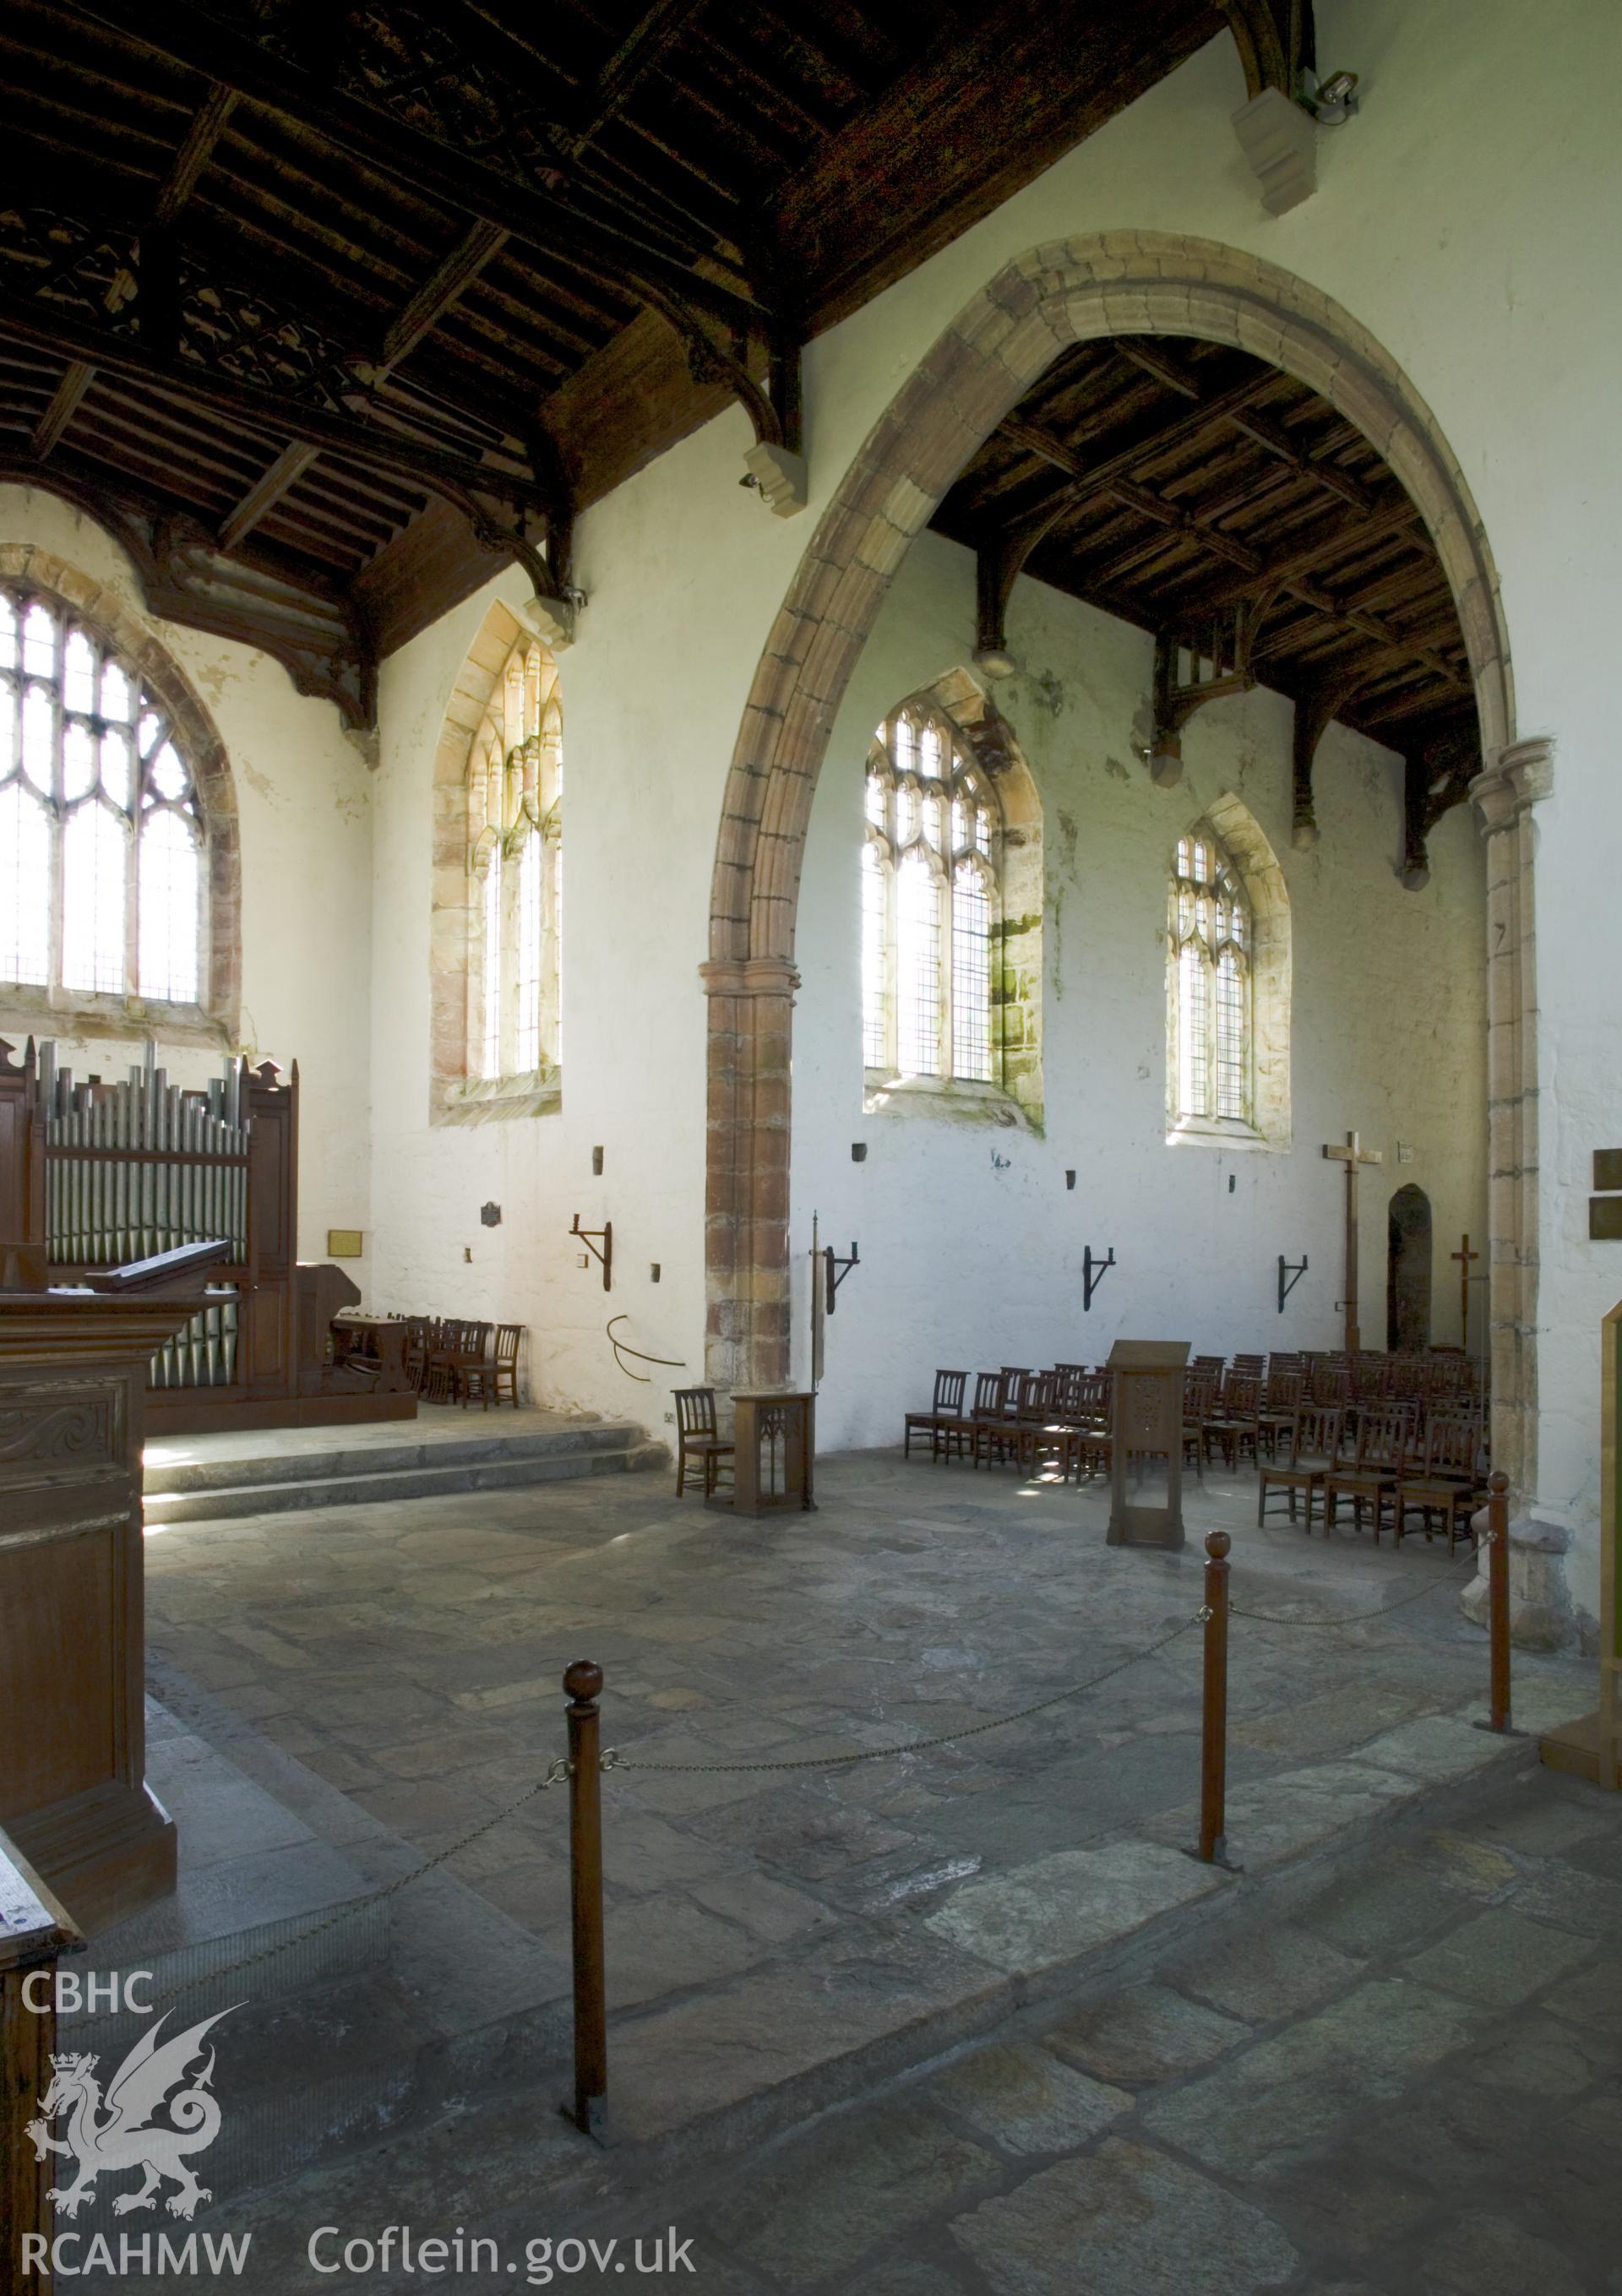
[1323,1129,1383,1351]
[1451,1232,1480,1347]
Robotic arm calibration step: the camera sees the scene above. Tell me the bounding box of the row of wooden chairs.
[1258,1406,1485,1550]
[905,1367,1119,1484]
[401,1317,523,1408]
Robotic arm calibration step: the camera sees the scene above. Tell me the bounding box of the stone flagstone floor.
[113,1447,1611,2290]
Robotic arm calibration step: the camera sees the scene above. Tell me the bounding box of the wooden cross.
[1451,1232,1480,1347]
[1322,1130,1383,1351]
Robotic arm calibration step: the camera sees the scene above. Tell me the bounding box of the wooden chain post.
[1198,1531,1232,1863]
[562,1661,608,2141]
[1487,1472,1512,1733]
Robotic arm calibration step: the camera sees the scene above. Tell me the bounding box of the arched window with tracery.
[1170,825,1253,1128]
[863,703,1001,1086]
[467,638,562,1082]
[0,585,208,1009]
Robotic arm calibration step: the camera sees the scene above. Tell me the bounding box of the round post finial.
[563,1660,603,1704]
[1206,1531,1233,1559]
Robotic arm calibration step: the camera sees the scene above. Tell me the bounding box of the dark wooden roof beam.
[30,360,94,457]
[151,82,237,225]
[66,2,765,335]
[218,442,319,553]
[1114,339,1205,400]
[0,297,545,513]
[376,220,509,370]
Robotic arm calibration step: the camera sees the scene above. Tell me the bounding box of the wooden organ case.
[0,1038,414,1433]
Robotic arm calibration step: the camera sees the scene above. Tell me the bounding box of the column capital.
[1471,736,1554,833]
[699,955,801,1000]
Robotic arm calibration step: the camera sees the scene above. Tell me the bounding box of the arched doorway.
[1387,1185,1433,1353]
[701,230,1521,1472]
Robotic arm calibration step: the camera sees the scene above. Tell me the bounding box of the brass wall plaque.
[1595,1150,1622,1193]
[1591,1198,1622,1242]
[327,1228,364,1259]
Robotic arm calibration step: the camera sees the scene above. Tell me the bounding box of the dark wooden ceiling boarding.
[0,0,1244,710]
[935,330,1479,868]
[0,0,1474,864]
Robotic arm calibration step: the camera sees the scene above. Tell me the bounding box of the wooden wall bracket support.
[1082,1245,1116,1311]
[822,1238,859,1314]
[570,1214,612,1292]
[1150,618,1258,786]
[1277,1252,1309,1312]
[1290,666,1374,850]
[1401,727,1481,890]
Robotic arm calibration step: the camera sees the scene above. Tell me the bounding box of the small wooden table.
[711,1390,817,1515]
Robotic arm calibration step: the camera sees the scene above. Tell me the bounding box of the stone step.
[144,1432,665,1523]
[144,1419,645,1494]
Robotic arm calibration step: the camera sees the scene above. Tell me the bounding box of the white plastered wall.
[790,531,1488,1448]
[353,0,1617,1613]
[0,484,373,1262]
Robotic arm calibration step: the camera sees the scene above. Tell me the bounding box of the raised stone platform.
[143,1404,666,1522]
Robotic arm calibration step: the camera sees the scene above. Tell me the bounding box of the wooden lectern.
[1106,1339,1191,1551]
[713,1391,817,1515]
[1540,1296,1622,1787]
[0,1249,216,1931]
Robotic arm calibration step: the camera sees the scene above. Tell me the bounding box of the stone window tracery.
[0,585,207,1012]
[1170,824,1254,1129]
[863,703,1000,1088]
[467,637,562,1083]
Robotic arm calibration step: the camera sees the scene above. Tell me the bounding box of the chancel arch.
[702,231,1524,1481]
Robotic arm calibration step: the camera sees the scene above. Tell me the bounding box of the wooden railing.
[1,1825,83,2293]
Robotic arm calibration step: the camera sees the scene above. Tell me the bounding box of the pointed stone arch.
[701,229,1526,1484]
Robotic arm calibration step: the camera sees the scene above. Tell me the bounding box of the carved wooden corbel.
[1148,590,1280,785]
[1401,727,1481,890]
[1220,0,1320,215]
[973,488,1088,677]
[1289,662,1374,849]
[652,290,806,516]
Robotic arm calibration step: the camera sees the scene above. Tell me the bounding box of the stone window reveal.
[863,705,1000,1088]
[468,638,562,1085]
[0,586,207,1013]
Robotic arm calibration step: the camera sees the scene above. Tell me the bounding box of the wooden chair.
[1395,1415,1484,1552]
[1205,1373,1261,1470]
[403,1314,440,1392]
[1255,1371,1302,1461]
[460,1322,523,1409]
[903,1369,969,1461]
[425,1319,493,1406]
[1258,1406,1344,1529]
[1324,1407,1412,1542]
[675,1387,733,1497]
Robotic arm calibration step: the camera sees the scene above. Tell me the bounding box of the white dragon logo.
[25,2008,236,2221]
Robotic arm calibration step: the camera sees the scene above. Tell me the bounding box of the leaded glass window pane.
[863,703,1004,1087]
[0,585,206,1007]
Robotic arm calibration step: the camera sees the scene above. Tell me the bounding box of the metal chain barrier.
[599,1615,1205,1780]
[1228,1542,1480,1628]
[161,1757,574,2004]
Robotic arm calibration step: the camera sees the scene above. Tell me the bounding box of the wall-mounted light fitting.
[851,1143,868,1163]
[1298,66,1358,123]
